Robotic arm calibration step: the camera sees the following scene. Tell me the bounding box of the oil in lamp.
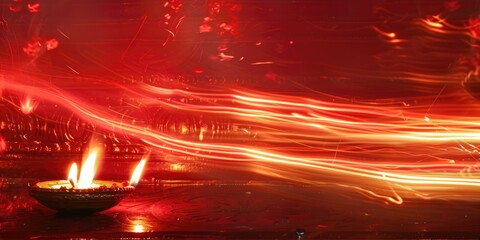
[28,148,147,213]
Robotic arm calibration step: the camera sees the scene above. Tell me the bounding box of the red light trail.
[3,68,480,205]
[3,0,480,206]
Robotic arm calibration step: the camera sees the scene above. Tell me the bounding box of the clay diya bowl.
[29,180,134,213]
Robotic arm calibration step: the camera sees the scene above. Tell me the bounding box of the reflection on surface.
[132,224,144,233]
[3,180,480,238]
[127,217,150,233]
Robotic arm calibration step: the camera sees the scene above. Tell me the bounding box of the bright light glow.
[131,219,147,233]
[371,26,396,38]
[129,159,147,186]
[20,96,37,114]
[67,162,78,187]
[77,149,98,189]
[424,20,443,28]
[133,224,144,233]
[170,163,185,171]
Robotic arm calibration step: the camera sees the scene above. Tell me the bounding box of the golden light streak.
[250,61,274,65]
[371,26,396,38]
[5,69,480,203]
[423,19,443,28]
[7,2,480,207]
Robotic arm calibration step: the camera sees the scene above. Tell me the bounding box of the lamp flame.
[67,162,78,188]
[77,149,98,189]
[129,159,146,186]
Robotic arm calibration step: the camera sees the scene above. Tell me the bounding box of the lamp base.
[29,180,135,213]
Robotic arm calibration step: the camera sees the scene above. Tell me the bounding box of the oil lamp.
[28,148,147,213]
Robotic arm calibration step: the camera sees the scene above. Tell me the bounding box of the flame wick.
[129,159,147,186]
[68,178,76,189]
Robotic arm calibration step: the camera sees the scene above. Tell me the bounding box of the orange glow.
[20,96,37,114]
[133,224,144,233]
[0,136,7,153]
[131,219,148,233]
[77,149,98,189]
[129,159,147,186]
[420,15,448,32]
[424,20,443,28]
[27,3,40,13]
[169,163,185,171]
[371,26,396,38]
[67,162,78,187]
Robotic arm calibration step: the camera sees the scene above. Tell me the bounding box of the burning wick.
[66,149,98,189]
[68,179,76,189]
